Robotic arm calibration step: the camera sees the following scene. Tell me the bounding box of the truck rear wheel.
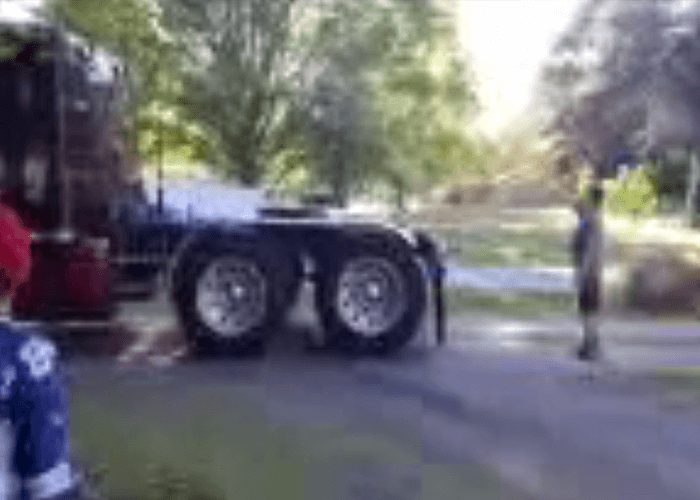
[176,241,286,356]
[316,239,426,355]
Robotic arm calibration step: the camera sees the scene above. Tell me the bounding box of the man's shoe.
[576,342,601,361]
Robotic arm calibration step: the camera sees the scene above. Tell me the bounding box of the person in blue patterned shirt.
[0,204,77,499]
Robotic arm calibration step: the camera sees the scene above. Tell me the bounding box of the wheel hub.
[195,256,267,338]
[229,284,247,300]
[366,281,382,299]
[336,257,406,337]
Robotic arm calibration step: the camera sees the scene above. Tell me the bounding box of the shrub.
[606,167,659,217]
[622,250,700,314]
[648,150,689,203]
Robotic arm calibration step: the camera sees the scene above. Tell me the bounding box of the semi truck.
[0,17,445,356]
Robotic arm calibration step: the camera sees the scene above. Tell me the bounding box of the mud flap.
[415,231,446,346]
[433,265,446,345]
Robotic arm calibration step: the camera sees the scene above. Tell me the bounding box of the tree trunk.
[239,161,262,187]
[393,178,406,212]
[235,145,263,186]
[330,147,348,208]
[686,148,700,227]
[330,170,348,207]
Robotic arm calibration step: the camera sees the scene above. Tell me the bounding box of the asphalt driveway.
[62,290,700,499]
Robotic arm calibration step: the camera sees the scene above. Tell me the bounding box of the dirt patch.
[53,325,137,359]
[56,321,189,366]
[443,182,496,205]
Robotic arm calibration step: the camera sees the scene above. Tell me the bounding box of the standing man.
[0,204,78,499]
[572,186,604,360]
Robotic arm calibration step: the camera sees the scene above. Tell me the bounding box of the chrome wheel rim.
[195,256,267,338]
[335,257,406,337]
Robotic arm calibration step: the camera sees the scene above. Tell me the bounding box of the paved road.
[61,294,700,500]
[68,340,700,500]
[450,313,700,369]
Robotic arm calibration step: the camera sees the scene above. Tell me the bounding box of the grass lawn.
[426,226,571,268]
[447,288,575,318]
[654,368,700,404]
[416,206,700,269]
[70,373,531,500]
[408,205,574,268]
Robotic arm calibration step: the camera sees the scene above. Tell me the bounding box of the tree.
[49,0,199,167]
[159,0,297,185]
[290,0,478,206]
[540,0,700,223]
[50,0,479,202]
[290,0,393,205]
[540,0,666,169]
[374,0,479,202]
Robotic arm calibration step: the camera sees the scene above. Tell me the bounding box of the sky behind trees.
[457,0,583,137]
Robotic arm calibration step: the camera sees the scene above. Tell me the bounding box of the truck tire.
[316,238,426,355]
[175,240,287,356]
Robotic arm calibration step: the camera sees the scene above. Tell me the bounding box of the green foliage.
[292,0,479,204]
[50,0,168,112]
[541,0,700,195]
[645,150,693,211]
[48,0,480,199]
[50,0,207,168]
[136,106,211,164]
[447,289,575,318]
[160,0,297,185]
[432,226,571,268]
[606,167,659,217]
